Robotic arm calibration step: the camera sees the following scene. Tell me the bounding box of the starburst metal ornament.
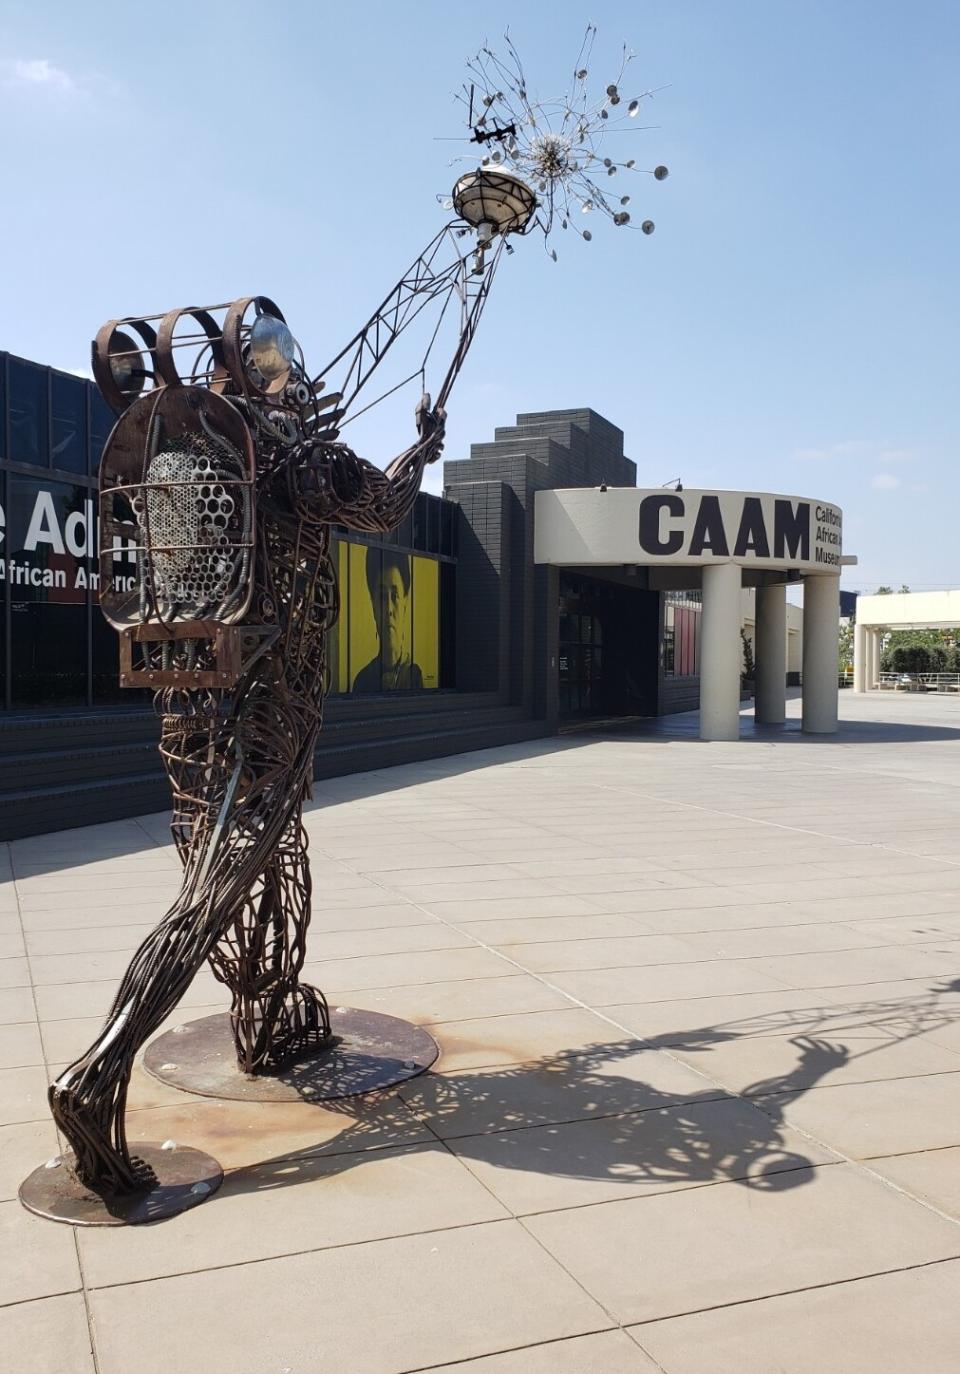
[447,25,669,258]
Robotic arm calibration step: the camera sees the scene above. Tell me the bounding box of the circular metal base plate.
[143,1008,439,1103]
[19,1143,223,1226]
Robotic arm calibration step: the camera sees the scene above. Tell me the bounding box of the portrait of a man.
[352,546,423,692]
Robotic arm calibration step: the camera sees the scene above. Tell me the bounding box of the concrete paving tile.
[18,904,169,932]
[882,869,960,893]
[13,854,176,880]
[0,1066,51,1125]
[34,971,221,1023]
[601,989,847,1045]
[0,987,37,1025]
[0,958,29,989]
[0,1294,94,1374]
[749,945,960,990]
[759,1071,960,1157]
[23,924,156,957]
[670,1028,960,1095]
[434,1008,634,1071]
[549,960,792,1008]
[307,903,438,932]
[500,934,704,974]
[428,1331,661,1372]
[27,951,135,986]
[845,912,960,944]
[868,1147,960,1219]
[307,924,472,960]
[38,1003,223,1065]
[525,1162,960,1324]
[304,947,515,992]
[396,878,564,904]
[0,1021,43,1069]
[546,872,718,896]
[457,914,651,944]
[0,1199,82,1304]
[630,901,803,934]
[330,974,570,1024]
[676,862,830,889]
[346,847,486,873]
[424,895,605,921]
[694,877,913,906]
[514,857,664,879]
[17,886,175,913]
[585,886,775,915]
[451,1095,837,1215]
[674,922,883,960]
[399,1045,719,1139]
[633,1259,960,1374]
[88,1220,610,1374]
[79,1142,508,1287]
[15,870,175,896]
[0,923,24,956]
[0,1119,60,1202]
[380,863,530,887]
[786,891,960,923]
[124,1091,433,1171]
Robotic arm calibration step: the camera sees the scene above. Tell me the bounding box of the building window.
[51,373,88,474]
[663,592,701,678]
[8,358,48,467]
[89,392,115,477]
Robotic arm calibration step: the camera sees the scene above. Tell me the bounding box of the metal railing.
[876,672,960,693]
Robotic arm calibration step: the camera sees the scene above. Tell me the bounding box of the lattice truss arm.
[310,225,505,426]
[286,223,504,533]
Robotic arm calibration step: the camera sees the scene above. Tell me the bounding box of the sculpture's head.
[93,297,337,688]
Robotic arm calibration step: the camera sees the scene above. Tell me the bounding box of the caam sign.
[534,488,843,573]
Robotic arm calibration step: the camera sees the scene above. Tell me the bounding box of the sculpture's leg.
[208,812,333,1073]
[49,720,313,1191]
[49,895,242,1192]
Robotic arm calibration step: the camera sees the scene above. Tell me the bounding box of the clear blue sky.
[1,0,957,591]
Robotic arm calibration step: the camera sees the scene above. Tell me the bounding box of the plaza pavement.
[3,690,960,1373]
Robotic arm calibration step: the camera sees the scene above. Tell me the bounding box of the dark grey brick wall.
[443,408,641,725]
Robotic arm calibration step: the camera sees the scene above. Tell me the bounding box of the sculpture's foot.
[232,982,334,1075]
[48,1084,156,1195]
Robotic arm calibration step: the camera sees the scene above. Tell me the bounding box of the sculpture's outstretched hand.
[281,396,443,534]
[415,393,446,462]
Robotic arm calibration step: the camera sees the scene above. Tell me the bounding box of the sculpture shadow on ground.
[214,977,960,1207]
[217,1033,848,1203]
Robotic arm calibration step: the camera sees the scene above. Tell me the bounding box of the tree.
[838,620,854,673]
[873,585,955,674]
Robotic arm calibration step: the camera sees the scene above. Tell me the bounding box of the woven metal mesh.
[131,434,248,620]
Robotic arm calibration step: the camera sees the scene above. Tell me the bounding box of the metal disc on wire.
[19,1143,223,1227]
[143,1008,439,1103]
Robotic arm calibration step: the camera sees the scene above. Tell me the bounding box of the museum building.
[0,351,846,837]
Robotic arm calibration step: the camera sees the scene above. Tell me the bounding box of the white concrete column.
[700,561,743,741]
[872,629,883,688]
[802,573,840,733]
[754,583,787,724]
[853,621,867,692]
[864,628,877,689]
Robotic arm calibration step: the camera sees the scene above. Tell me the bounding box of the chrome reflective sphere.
[249,313,296,384]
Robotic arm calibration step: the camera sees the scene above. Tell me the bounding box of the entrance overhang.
[534,487,855,741]
[534,487,847,577]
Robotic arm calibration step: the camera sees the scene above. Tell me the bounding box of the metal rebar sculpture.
[17,177,534,1219]
[23,29,668,1223]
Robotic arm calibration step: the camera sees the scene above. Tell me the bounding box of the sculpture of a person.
[49,388,445,1194]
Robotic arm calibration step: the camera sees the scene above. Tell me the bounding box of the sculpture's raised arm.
[282,396,445,535]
